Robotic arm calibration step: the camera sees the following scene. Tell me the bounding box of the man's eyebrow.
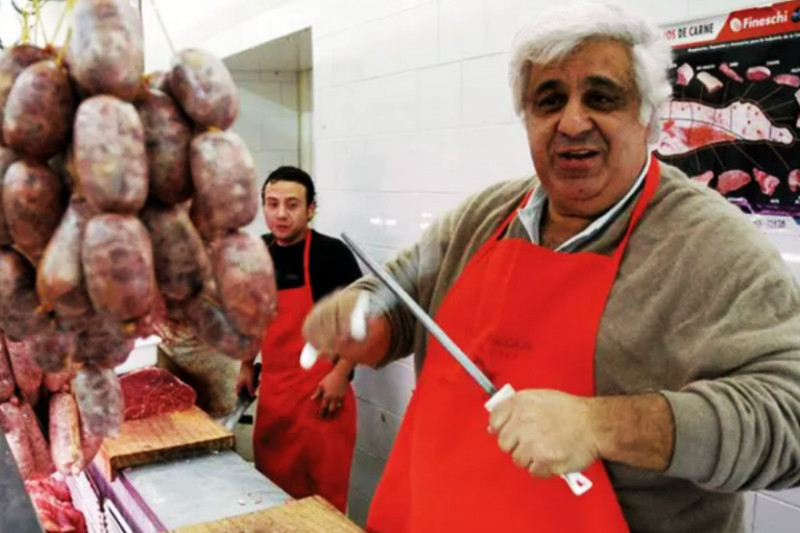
[529,79,564,97]
[266,194,298,201]
[585,75,628,93]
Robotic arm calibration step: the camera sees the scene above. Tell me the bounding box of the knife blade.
[222,362,260,431]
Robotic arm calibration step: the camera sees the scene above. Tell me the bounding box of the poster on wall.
[658,1,800,232]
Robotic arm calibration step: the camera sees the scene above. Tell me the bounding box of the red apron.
[254,232,357,513]
[367,156,661,533]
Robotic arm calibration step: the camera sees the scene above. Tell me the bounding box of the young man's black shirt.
[262,229,362,302]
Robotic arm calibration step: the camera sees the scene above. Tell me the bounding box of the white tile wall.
[461,54,517,126]
[227,69,300,237]
[348,449,387,504]
[437,0,488,63]
[354,400,404,460]
[352,362,415,417]
[484,0,544,54]
[753,495,800,533]
[142,0,800,528]
[687,0,759,19]
[358,72,420,137]
[417,63,462,130]
[768,487,800,508]
[346,486,372,528]
[395,3,440,74]
[618,0,691,23]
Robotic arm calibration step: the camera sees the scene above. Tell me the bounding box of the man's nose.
[556,99,593,138]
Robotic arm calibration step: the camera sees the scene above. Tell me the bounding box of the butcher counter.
[0,336,363,533]
[65,341,363,532]
[67,450,363,532]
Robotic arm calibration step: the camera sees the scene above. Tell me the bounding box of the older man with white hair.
[303,2,800,532]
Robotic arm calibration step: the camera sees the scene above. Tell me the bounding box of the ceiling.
[224,28,312,73]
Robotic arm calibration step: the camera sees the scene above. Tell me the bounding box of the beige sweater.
[354,162,800,533]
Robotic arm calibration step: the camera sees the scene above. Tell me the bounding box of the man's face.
[523,39,649,218]
[263,180,315,246]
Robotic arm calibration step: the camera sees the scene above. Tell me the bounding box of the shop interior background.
[0,0,798,530]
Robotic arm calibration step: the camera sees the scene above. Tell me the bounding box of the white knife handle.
[301,291,370,369]
[484,383,516,411]
[300,343,319,370]
[484,383,593,497]
[350,291,369,341]
[561,471,593,496]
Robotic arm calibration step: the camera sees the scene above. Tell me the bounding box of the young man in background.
[237,166,361,512]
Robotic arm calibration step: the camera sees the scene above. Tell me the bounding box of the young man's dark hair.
[262,166,316,205]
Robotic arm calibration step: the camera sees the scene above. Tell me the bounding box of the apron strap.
[470,188,534,264]
[611,153,660,261]
[303,230,313,294]
[492,189,535,242]
[267,230,314,293]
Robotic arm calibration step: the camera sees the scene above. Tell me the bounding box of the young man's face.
[262,180,315,246]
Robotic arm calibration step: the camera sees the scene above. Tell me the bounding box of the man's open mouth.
[558,149,600,160]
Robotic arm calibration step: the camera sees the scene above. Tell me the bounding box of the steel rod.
[341,232,497,395]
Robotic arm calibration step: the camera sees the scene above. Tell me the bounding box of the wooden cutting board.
[95,405,234,480]
[173,496,365,533]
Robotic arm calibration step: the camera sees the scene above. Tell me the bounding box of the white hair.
[509,0,672,144]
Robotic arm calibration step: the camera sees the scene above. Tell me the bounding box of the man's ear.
[308,202,317,222]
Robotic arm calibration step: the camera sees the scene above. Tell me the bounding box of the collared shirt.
[517,157,650,252]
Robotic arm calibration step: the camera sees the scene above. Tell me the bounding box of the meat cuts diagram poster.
[658,1,800,221]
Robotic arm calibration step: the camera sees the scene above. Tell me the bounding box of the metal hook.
[11,0,33,16]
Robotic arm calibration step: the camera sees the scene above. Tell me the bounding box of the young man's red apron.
[254,232,357,513]
[367,156,661,533]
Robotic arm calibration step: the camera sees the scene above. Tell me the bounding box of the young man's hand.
[236,360,257,398]
[311,360,353,419]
